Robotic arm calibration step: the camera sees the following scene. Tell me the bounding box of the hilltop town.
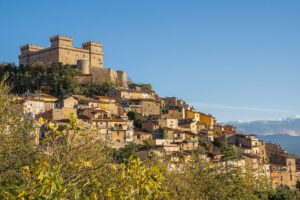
[1,35,299,192]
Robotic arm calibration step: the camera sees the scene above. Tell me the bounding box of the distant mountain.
[229,116,300,156]
[229,116,300,136]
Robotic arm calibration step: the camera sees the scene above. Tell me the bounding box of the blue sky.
[1,0,300,122]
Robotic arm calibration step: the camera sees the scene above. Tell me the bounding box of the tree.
[0,80,114,199]
[144,138,155,148]
[0,78,35,198]
[165,156,272,200]
[219,144,237,161]
[112,144,139,163]
[127,111,143,128]
[108,156,168,200]
[140,83,153,91]
[0,63,115,99]
[126,76,133,85]
[269,185,298,200]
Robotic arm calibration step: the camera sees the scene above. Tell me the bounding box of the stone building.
[19,35,126,87]
[228,134,267,163]
[162,97,187,108]
[266,142,297,189]
[161,106,186,120]
[21,93,58,119]
[63,95,98,109]
[107,88,156,101]
[128,99,161,117]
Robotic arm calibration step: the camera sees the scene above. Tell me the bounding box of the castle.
[19,35,126,87]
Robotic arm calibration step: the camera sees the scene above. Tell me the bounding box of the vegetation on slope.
[0,80,300,199]
[0,63,114,98]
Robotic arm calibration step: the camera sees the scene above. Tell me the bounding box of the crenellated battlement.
[20,44,44,51]
[50,35,73,42]
[82,41,103,53]
[20,44,44,55]
[50,35,73,47]
[82,41,102,47]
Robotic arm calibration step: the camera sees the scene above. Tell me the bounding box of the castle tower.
[50,35,73,47]
[20,44,44,55]
[19,44,45,65]
[117,71,127,87]
[82,41,103,68]
[77,59,90,74]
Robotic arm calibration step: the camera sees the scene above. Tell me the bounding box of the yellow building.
[95,96,118,115]
[185,110,200,122]
[199,112,215,127]
[185,110,195,119]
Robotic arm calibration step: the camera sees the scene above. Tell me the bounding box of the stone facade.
[128,99,161,116]
[19,35,126,87]
[266,142,297,189]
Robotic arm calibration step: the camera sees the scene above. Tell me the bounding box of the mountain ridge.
[228,116,300,136]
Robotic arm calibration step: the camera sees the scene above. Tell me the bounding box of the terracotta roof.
[21,93,58,102]
[242,153,260,159]
[134,128,152,134]
[72,95,98,103]
[271,163,287,168]
[130,98,160,103]
[96,96,115,100]
[92,118,126,122]
[35,93,57,99]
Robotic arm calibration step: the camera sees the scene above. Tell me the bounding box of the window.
[290,174,293,181]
